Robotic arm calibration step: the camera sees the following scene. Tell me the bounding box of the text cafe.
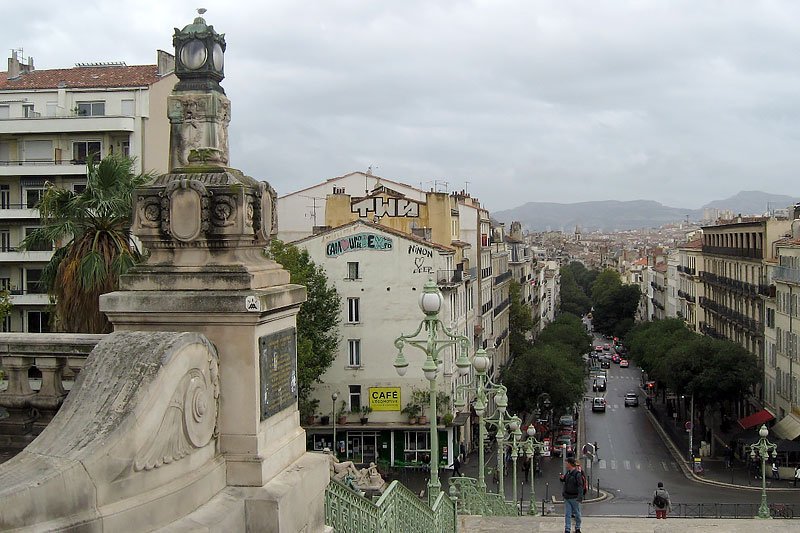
[305,386,458,469]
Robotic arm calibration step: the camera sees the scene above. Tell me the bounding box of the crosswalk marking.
[623,460,631,470]
[598,460,607,469]
[671,462,679,471]
[661,462,669,471]
[635,463,641,470]
[587,459,682,473]
[610,460,617,470]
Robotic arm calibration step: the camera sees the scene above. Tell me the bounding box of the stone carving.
[134,351,219,471]
[160,178,210,242]
[211,194,237,227]
[168,92,231,170]
[253,182,278,240]
[324,449,386,492]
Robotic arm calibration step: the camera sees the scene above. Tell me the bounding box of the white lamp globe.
[472,350,490,373]
[527,426,536,438]
[759,425,769,438]
[419,291,442,315]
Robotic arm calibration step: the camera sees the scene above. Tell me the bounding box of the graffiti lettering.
[352,197,420,218]
[326,232,393,257]
[413,257,433,274]
[407,244,433,258]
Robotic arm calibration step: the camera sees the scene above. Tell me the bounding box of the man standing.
[560,457,584,533]
[772,461,780,480]
[652,481,672,519]
[451,455,462,477]
[794,465,799,487]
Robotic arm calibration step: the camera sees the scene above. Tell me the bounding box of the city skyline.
[5,2,800,211]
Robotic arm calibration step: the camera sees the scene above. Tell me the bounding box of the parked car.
[619,359,629,368]
[595,345,603,352]
[624,392,639,407]
[600,359,611,369]
[558,414,575,428]
[612,354,621,364]
[552,434,575,456]
[592,397,607,412]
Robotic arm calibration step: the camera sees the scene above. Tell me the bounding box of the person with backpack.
[652,481,672,519]
[560,457,585,533]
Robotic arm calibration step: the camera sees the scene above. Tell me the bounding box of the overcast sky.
[5,1,800,211]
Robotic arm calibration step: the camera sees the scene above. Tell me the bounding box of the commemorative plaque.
[259,327,298,420]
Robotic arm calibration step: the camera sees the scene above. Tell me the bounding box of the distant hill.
[494,191,799,231]
[701,191,798,214]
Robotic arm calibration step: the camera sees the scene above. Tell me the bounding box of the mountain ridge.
[493,191,798,231]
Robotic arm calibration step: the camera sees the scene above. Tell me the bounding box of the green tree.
[559,267,592,317]
[268,240,341,421]
[509,280,534,357]
[21,155,152,333]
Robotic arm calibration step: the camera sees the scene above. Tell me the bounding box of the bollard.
[596,478,600,497]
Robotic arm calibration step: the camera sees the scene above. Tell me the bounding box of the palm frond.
[78,249,108,291]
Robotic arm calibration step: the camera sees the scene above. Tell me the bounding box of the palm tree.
[21,155,153,333]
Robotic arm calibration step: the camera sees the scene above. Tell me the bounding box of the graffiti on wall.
[326,232,393,257]
[352,197,420,218]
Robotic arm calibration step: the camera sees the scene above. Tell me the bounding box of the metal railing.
[325,478,457,533]
[448,476,518,516]
[494,270,512,284]
[436,269,463,287]
[698,297,763,335]
[702,245,763,259]
[0,159,86,167]
[493,298,510,316]
[647,502,797,519]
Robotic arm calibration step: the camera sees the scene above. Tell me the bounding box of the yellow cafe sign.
[368,387,401,411]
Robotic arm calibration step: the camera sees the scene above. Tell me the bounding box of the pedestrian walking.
[652,481,672,519]
[794,466,799,487]
[459,440,467,465]
[522,455,531,482]
[772,461,780,480]
[560,457,584,533]
[451,455,462,477]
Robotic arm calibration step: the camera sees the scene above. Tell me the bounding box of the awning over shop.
[451,412,470,426]
[771,413,800,441]
[738,409,774,430]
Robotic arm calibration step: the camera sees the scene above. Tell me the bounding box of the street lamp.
[749,424,777,519]
[522,425,547,515]
[331,391,339,457]
[453,347,506,493]
[394,278,471,506]
[484,386,510,499]
[502,416,523,511]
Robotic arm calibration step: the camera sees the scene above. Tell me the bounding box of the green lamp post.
[521,424,546,515]
[394,278,470,506]
[749,424,777,519]
[483,387,510,500]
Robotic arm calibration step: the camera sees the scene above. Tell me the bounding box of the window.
[348,339,361,367]
[73,141,101,163]
[72,183,87,194]
[0,105,9,119]
[0,185,8,209]
[347,261,360,280]
[27,311,50,333]
[766,308,775,328]
[348,385,361,412]
[121,99,135,116]
[25,268,45,294]
[121,140,130,158]
[333,186,346,194]
[347,297,360,323]
[25,227,52,251]
[45,102,58,117]
[1,314,9,333]
[404,431,431,463]
[76,101,105,116]
[23,140,53,162]
[24,188,45,209]
[23,104,36,118]
[0,229,10,252]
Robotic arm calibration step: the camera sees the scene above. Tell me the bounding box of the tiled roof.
[680,238,703,250]
[0,65,164,90]
[654,263,668,273]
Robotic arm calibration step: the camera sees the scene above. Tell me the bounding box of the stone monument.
[0,10,329,532]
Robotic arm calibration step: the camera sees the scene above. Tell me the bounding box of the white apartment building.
[294,220,470,466]
[0,50,175,331]
[676,238,704,332]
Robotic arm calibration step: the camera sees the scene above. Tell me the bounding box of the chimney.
[157,50,175,76]
[7,50,20,80]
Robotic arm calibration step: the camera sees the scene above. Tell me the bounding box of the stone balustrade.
[0,333,104,444]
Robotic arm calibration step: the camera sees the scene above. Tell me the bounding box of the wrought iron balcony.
[702,245,763,259]
[773,266,800,285]
[436,269,463,288]
[494,270,512,285]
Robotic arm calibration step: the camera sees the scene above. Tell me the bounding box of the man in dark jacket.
[560,457,584,533]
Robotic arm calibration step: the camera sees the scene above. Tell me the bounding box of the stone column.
[29,356,67,435]
[0,356,36,437]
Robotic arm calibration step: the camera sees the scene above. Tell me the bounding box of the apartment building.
[0,50,175,331]
[764,238,800,440]
[676,238,704,332]
[650,263,667,320]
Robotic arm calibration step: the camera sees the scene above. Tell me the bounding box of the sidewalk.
[461,515,800,532]
[647,399,800,490]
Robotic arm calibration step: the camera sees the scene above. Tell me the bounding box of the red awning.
[738,409,774,430]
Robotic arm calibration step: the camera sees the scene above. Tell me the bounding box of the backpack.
[579,470,588,493]
[653,493,667,508]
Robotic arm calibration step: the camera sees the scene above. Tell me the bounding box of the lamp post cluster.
[393,279,471,506]
[501,417,547,515]
[749,424,777,519]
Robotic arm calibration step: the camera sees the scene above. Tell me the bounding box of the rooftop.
[1,64,166,91]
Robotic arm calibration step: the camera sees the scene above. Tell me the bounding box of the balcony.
[0,247,53,262]
[773,266,800,285]
[481,299,493,316]
[9,291,50,306]
[0,115,135,135]
[0,159,88,177]
[493,298,509,317]
[467,267,478,280]
[677,265,696,276]
[436,269,463,288]
[699,322,725,340]
[650,281,665,292]
[699,271,764,298]
[698,297,763,336]
[702,245,763,259]
[494,270,512,285]
[677,290,696,304]
[0,203,40,219]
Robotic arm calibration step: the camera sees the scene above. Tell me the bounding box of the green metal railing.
[325,478,456,533]
[448,476,518,516]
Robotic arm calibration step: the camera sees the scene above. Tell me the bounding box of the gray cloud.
[5,0,800,211]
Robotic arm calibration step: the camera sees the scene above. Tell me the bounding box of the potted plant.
[359,405,373,424]
[401,402,421,424]
[299,397,320,426]
[411,388,430,425]
[436,392,452,425]
[442,413,454,426]
[336,400,349,425]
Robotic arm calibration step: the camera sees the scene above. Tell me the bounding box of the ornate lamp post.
[452,348,506,492]
[522,425,546,515]
[749,424,777,519]
[394,279,471,506]
[505,416,523,511]
[483,387,510,499]
[331,391,339,457]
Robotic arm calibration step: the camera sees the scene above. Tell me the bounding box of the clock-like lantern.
[173,8,227,93]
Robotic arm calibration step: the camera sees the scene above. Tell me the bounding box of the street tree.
[21,155,152,333]
[268,239,341,422]
[508,280,534,357]
[559,266,592,317]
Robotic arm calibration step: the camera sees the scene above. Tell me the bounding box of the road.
[584,332,797,515]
